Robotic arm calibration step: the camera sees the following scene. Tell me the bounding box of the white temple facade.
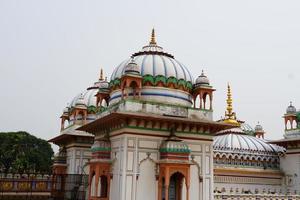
[49,30,300,200]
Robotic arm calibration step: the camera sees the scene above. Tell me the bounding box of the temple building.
[213,85,286,197]
[49,30,300,200]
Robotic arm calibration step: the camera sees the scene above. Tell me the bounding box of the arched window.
[168,172,185,200]
[194,94,200,109]
[91,173,96,197]
[100,175,108,197]
[130,81,138,98]
[203,92,209,110]
[287,120,292,130]
[63,119,70,129]
[292,120,297,129]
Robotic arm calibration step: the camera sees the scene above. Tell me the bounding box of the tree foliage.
[0,131,53,173]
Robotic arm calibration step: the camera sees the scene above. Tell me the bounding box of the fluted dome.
[160,140,191,153]
[63,106,69,114]
[214,128,285,154]
[69,88,98,108]
[91,139,111,152]
[124,57,140,75]
[195,70,210,86]
[255,123,263,132]
[286,102,296,114]
[109,30,194,107]
[95,79,109,90]
[75,94,87,109]
[111,51,192,83]
[54,147,67,164]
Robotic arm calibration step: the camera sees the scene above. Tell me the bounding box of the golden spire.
[149,28,157,45]
[99,68,104,81]
[223,83,240,126]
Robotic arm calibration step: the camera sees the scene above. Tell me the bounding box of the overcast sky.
[1,0,300,146]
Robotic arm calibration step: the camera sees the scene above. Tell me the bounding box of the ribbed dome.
[54,147,67,164]
[160,140,191,153]
[286,102,296,114]
[195,70,209,86]
[111,51,193,83]
[109,30,194,107]
[75,94,87,108]
[63,106,69,114]
[124,57,140,75]
[94,79,109,90]
[91,139,111,152]
[69,88,98,108]
[255,123,263,132]
[214,130,284,153]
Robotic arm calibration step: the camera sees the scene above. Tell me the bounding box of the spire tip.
[150,28,157,45]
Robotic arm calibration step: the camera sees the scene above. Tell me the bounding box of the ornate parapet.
[98,99,213,121]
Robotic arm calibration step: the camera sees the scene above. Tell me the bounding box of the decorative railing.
[215,193,300,200]
[0,174,51,193]
[0,173,88,200]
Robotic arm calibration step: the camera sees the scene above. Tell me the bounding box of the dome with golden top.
[109,29,194,107]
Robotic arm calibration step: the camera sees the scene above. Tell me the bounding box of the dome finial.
[223,83,239,125]
[149,28,157,45]
[100,68,104,81]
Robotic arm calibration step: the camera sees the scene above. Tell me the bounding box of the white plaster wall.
[136,155,156,200]
[66,147,91,174]
[110,134,214,200]
[280,153,300,194]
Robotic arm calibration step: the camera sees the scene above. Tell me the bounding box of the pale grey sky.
[1,0,299,144]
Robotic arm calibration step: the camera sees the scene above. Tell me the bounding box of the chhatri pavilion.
[49,30,300,200]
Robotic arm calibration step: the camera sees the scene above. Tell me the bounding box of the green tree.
[0,131,53,173]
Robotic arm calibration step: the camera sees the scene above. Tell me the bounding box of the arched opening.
[77,111,84,121]
[98,175,108,197]
[287,120,292,130]
[90,173,96,197]
[129,81,138,98]
[63,119,70,129]
[101,99,108,107]
[166,172,185,200]
[194,94,200,109]
[203,93,209,110]
[292,120,297,129]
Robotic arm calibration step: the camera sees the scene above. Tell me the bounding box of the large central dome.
[109,30,195,107]
[110,47,193,84]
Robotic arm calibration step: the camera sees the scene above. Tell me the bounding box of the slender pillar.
[200,96,203,109]
[165,184,169,200]
[209,94,213,110]
[186,183,190,200]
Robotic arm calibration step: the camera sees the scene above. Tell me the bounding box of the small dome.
[75,94,87,109]
[54,147,67,164]
[255,122,264,132]
[124,57,140,76]
[91,139,111,152]
[69,88,98,109]
[160,140,190,153]
[286,102,296,114]
[93,78,109,90]
[63,106,69,114]
[195,70,210,86]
